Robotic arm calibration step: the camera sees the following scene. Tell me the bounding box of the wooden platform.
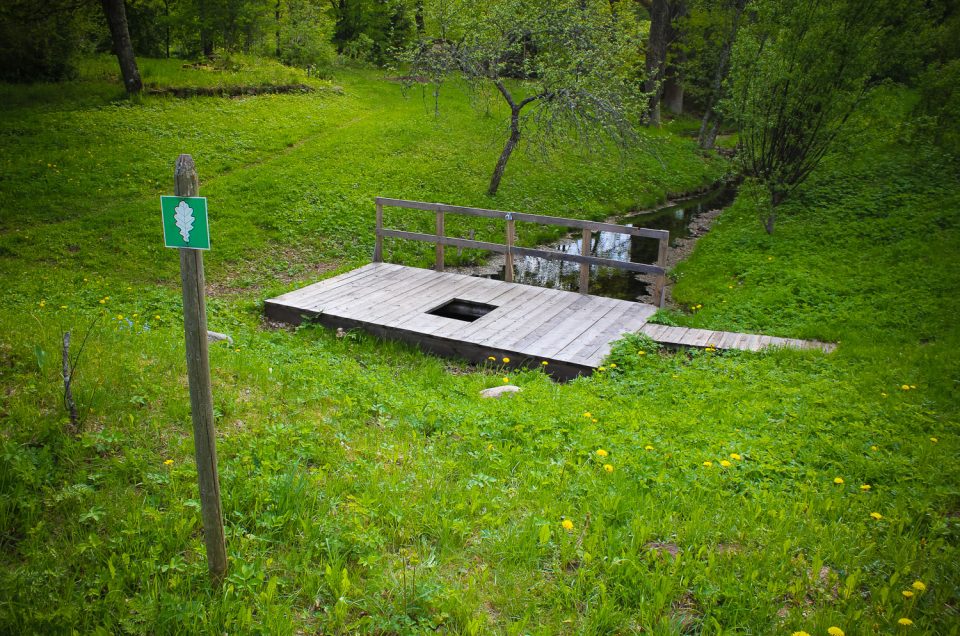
[265,263,834,379]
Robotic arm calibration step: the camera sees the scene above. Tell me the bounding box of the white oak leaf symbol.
[174,200,194,242]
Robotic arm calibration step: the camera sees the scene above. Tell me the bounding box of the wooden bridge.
[265,198,834,379]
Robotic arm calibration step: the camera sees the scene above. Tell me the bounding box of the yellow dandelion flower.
[561,519,574,531]
[609,363,617,368]
[591,418,597,423]
[60,305,67,309]
[791,631,811,636]
[870,512,883,520]
[703,461,713,467]
[488,356,496,361]
[99,299,106,304]
[902,590,914,598]
[487,443,493,451]
[597,366,606,372]
[930,437,938,443]
[163,459,174,466]
[645,445,654,451]
[583,412,592,418]
[154,315,161,320]
[39,300,46,307]
[730,453,742,460]
[638,350,646,356]
[116,314,123,320]
[603,464,614,473]
[502,357,510,363]
[828,628,845,636]
[541,361,548,366]
[834,477,844,484]
[870,445,879,451]
[911,581,926,592]
[897,618,913,626]
[860,484,871,491]
[901,384,910,390]
[596,449,609,457]
[503,377,509,384]
[720,460,732,468]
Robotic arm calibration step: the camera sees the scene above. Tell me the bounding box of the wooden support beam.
[373,201,383,262]
[656,234,669,307]
[435,210,445,271]
[579,228,591,294]
[505,214,515,283]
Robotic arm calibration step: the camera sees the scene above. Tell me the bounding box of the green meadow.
[0,59,958,634]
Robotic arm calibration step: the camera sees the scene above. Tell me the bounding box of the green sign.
[161,196,210,250]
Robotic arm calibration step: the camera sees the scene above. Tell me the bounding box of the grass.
[0,60,958,634]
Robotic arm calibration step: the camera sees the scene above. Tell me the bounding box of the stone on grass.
[480,385,521,398]
[207,330,233,345]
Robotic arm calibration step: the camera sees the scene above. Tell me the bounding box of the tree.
[694,0,747,149]
[100,0,143,93]
[637,0,686,125]
[729,0,883,233]
[408,0,641,196]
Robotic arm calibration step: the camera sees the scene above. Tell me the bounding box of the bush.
[0,3,94,82]
[917,58,960,157]
[279,0,335,69]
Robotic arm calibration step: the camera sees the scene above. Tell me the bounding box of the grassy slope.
[1,64,958,635]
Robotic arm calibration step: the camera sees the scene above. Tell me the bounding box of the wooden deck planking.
[265,264,835,377]
[481,290,586,351]
[524,297,624,359]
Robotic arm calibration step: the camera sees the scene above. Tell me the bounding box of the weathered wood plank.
[480,288,584,350]
[304,265,434,313]
[571,304,657,364]
[555,302,637,360]
[375,197,669,239]
[270,262,389,306]
[380,229,509,254]
[525,297,623,359]
[267,264,837,374]
[455,286,556,342]
[332,269,459,322]
[499,293,597,351]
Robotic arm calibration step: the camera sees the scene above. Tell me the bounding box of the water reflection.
[471,184,736,301]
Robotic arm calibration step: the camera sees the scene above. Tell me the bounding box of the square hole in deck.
[427,299,497,322]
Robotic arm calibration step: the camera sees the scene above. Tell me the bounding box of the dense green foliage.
[1,60,958,633]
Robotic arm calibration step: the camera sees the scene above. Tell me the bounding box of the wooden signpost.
[163,154,227,583]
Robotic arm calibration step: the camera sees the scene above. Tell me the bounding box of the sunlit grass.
[0,62,957,633]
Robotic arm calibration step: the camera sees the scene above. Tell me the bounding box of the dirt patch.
[207,253,341,298]
[671,591,702,633]
[645,541,681,559]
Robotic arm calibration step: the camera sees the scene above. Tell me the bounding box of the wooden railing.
[373,197,670,307]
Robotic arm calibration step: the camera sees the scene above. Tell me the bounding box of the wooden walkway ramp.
[265,263,834,379]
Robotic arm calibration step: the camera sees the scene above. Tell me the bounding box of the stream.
[457,183,737,303]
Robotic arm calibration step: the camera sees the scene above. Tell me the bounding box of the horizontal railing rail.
[373,197,669,306]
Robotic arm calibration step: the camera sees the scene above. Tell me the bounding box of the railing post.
[435,209,445,271]
[579,228,591,294]
[656,234,669,307]
[373,201,383,262]
[504,213,515,283]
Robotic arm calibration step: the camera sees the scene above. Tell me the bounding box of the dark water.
[472,184,737,301]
